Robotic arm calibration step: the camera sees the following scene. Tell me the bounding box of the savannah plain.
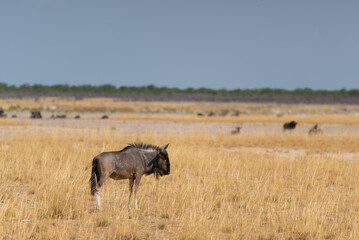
[1,97,359,240]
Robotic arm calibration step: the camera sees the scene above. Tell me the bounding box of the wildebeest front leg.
[134,176,142,209]
[96,192,101,209]
[128,177,135,210]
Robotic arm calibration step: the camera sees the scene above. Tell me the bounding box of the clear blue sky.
[1,1,358,90]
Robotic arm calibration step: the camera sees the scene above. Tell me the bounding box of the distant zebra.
[231,127,241,134]
[308,124,322,135]
[283,121,297,132]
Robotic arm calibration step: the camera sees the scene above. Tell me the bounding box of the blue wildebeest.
[90,143,170,209]
[283,121,297,132]
[31,111,42,119]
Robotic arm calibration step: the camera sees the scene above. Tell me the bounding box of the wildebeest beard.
[146,156,161,179]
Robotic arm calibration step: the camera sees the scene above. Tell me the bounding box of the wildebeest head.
[147,144,170,178]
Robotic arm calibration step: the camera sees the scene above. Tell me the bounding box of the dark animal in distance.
[30,111,42,119]
[0,108,7,118]
[90,143,170,209]
[283,121,297,131]
[51,114,67,119]
[101,115,109,119]
[308,124,322,135]
[74,115,80,119]
[231,127,241,134]
[232,111,240,117]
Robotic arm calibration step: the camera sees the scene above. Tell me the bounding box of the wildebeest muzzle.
[164,162,170,175]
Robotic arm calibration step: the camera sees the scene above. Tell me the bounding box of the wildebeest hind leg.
[96,174,108,209]
[134,176,142,210]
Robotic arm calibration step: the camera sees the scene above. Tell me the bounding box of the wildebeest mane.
[119,142,162,152]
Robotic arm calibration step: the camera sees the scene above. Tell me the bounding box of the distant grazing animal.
[101,115,109,119]
[0,108,6,118]
[283,121,297,131]
[56,114,67,119]
[231,127,241,134]
[232,111,240,117]
[30,111,42,119]
[51,114,67,119]
[74,115,80,119]
[90,143,170,210]
[218,110,228,116]
[11,114,17,118]
[207,111,216,117]
[308,124,322,135]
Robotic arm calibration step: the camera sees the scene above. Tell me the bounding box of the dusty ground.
[2,116,359,134]
[2,116,358,163]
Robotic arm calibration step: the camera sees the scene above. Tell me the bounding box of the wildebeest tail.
[90,158,99,195]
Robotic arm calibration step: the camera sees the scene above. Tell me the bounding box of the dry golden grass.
[0,126,359,239]
[0,118,28,126]
[1,99,359,239]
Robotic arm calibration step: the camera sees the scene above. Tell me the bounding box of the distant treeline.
[1,83,359,96]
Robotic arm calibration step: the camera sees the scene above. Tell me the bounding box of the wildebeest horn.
[161,144,169,152]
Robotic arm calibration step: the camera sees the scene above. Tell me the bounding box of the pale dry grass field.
[2,97,359,124]
[0,99,359,239]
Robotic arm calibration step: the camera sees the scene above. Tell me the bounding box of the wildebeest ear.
[160,144,169,153]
